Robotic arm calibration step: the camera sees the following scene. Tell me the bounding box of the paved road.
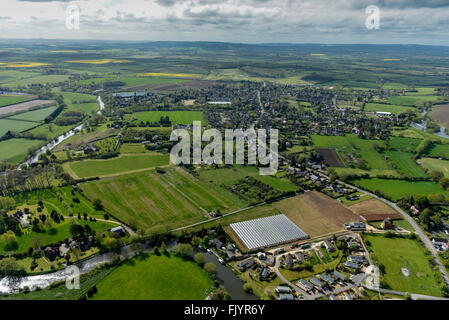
[312,169,449,288]
[272,256,315,300]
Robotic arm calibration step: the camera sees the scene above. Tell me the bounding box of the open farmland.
[28,123,74,140]
[0,99,55,117]
[364,103,412,115]
[385,151,427,178]
[1,74,70,88]
[0,95,34,107]
[348,198,401,221]
[271,191,359,238]
[316,148,344,167]
[387,95,443,106]
[365,234,443,296]
[389,137,421,153]
[63,153,170,179]
[131,110,204,125]
[197,165,298,192]
[0,118,40,137]
[426,143,449,159]
[353,178,449,201]
[312,134,395,175]
[7,105,57,122]
[92,254,212,300]
[60,91,98,114]
[80,167,247,231]
[419,158,449,178]
[0,138,43,163]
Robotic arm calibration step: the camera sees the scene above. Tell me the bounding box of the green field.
[311,135,351,148]
[197,165,298,192]
[0,119,40,137]
[64,153,170,178]
[385,151,428,178]
[365,234,442,296]
[7,106,57,122]
[3,75,71,87]
[426,143,449,159]
[354,178,448,201]
[365,103,412,115]
[119,143,148,153]
[404,88,436,96]
[119,76,190,88]
[80,167,247,231]
[60,92,98,114]
[28,123,74,140]
[387,95,442,106]
[132,110,204,125]
[312,134,396,175]
[0,95,34,107]
[0,138,43,163]
[388,137,422,153]
[92,254,212,300]
[419,158,449,178]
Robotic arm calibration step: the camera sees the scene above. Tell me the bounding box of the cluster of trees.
[0,166,58,196]
[55,110,85,126]
[231,176,294,203]
[0,211,21,237]
[175,243,216,279]
[397,193,447,232]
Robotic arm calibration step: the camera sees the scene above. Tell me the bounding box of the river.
[20,96,105,168]
[410,110,449,140]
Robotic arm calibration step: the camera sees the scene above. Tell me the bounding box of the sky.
[0,0,449,45]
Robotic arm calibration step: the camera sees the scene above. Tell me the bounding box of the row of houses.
[297,270,348,294]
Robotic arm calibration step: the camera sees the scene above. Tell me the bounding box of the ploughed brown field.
[272,191,359,238]
[126,80,215,92]
[316,148,344,167]
[348,198,401,221]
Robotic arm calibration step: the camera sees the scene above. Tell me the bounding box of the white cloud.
[0,0,448,44]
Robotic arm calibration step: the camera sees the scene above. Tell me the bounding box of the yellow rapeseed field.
[0,62,50,68]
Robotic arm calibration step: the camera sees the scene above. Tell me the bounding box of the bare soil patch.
[349,198,400,221]
[316,148,344,167]
[272,191,358,237]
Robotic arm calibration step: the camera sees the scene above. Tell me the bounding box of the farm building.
[230,214,309,251]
